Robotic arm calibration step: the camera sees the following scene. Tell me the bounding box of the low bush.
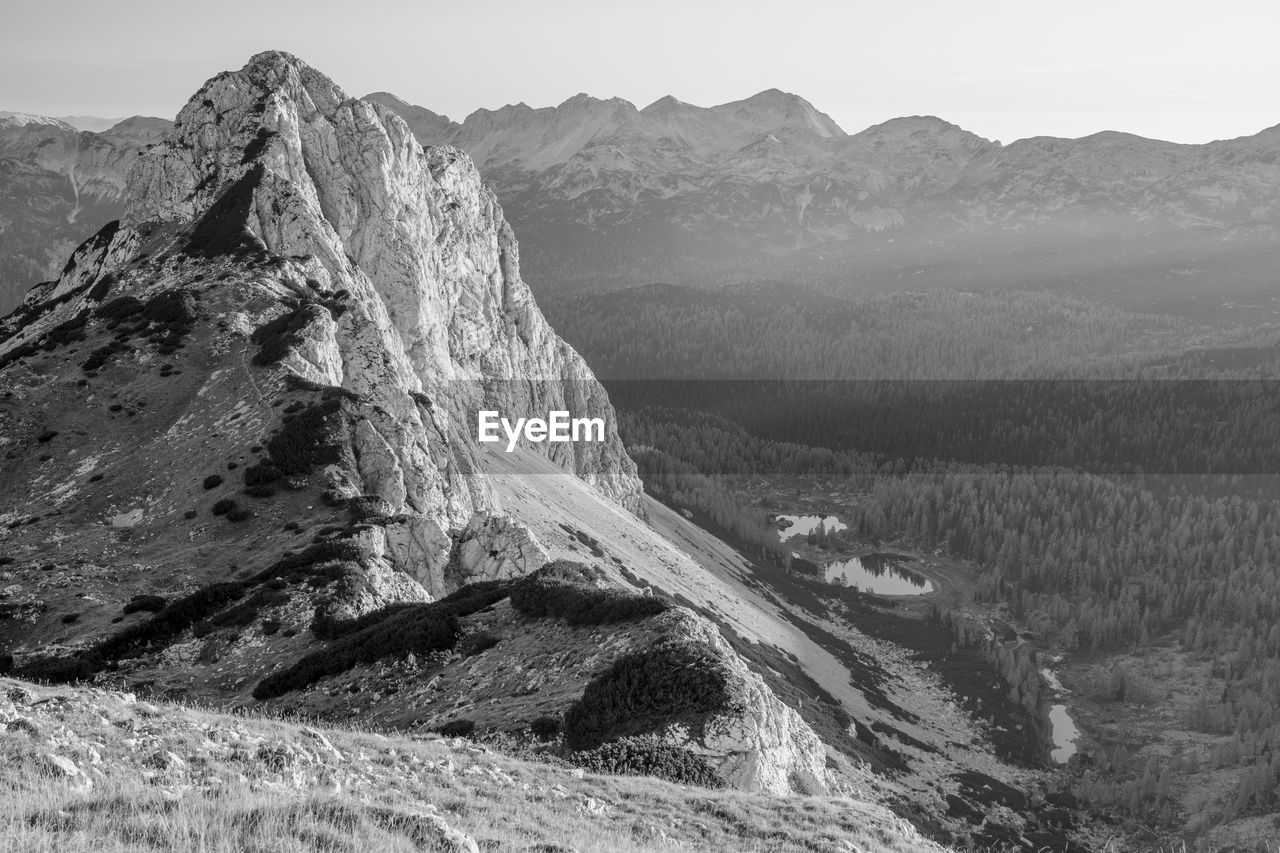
[141,290,199,328]
[19,650,104,684]
[95,296,144,323]
[122,595,167,614]
[510,561,669,626]
[211,498,237,516]
[98,582,248,661]
[266,399,344,475]
[562,641,737,750]
[568,735,725,788]
[202,474,224,489]
[256,580,507,696]
[529,715,561,741]
[249,541,363,585]
[434,580,512,617]
[243,462,280,486]
[310,601,419,640]
[227,507,253,522]
[210,587,290,629]
[461,632,500,655]
[251,603,460,700]
[436,719,476,738]
[251,303,325,366]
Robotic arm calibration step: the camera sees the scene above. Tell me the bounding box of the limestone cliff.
[0,52,832,800]
[1,51,639,591]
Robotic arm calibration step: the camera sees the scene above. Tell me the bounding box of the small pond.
[776,514,847,541]
[1049,704,1080,764]
[824,556,934,596]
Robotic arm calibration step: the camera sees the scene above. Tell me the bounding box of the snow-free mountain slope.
[367,91,1280,305]
[0,50,852,804]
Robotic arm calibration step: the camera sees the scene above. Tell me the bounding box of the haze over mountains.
[361,89,1280,313]
[5,88,1280,317]
[0,112,172,312]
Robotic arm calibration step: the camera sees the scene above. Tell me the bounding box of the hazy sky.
[2,0,1277,143]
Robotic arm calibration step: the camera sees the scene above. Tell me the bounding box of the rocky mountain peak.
[640,94,689,115]
[0,53,844,799]
[0,112,78,131]
[363,91,459,145]
[4,49,642,592]
[715,89,847,140]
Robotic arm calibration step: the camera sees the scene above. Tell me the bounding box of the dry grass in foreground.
[0,676,943,852]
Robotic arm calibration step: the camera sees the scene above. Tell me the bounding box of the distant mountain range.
[0,112,171,312]
[5,89,1280,316]
[364,91,1280,314]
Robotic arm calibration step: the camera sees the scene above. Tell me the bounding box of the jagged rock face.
[124,52,638,514]
[663,611,829,795]
[0,51,638,594]
[0,52,832,802]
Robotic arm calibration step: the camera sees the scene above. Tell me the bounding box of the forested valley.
[550,283,1280,833]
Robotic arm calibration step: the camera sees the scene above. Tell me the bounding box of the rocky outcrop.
[0,51,833,805]
[1,51,639,591]
[658,610,830,795]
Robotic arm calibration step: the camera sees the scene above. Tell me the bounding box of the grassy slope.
[0,676,944,853]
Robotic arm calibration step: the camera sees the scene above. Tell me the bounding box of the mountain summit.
[0,51,849,800]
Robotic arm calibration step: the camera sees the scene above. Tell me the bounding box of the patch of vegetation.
[254,581,510,699]
[122,595,167,615]
[97,583,248,661]
[248,541,364,586]
[461,632,500,656]
[251,303,321,366]
[243,484,276,498]
[243,463,280,487]
[41,312,90,350]
[509,561,669,626]
[81,341,132,372]
[310,601,419,640]
[18,651,105,683]
[210,588,290,629]
[436,719,476,738]
[36,430,58,443]
[203,474,224,490]
[95,296,144,323]
[141,290,199,327]
[265,398,345,476]
[251,605,459,699]
[563,641,737,750]
[529,716,561,741]
[211,499,238,516]
[568,735,724,788]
